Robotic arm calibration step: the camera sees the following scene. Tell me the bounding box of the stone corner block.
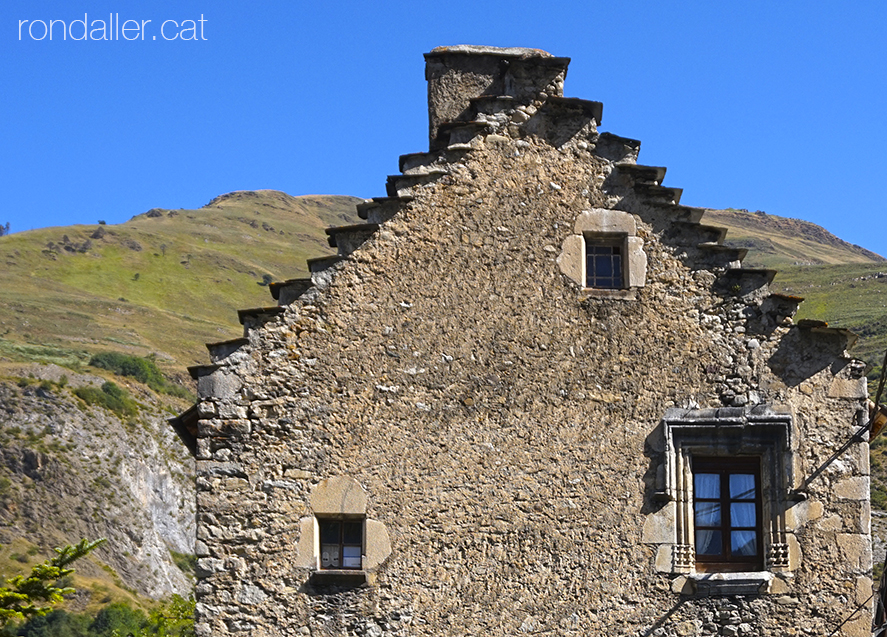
[835,476,870,501]
[654,544,674,573]
[828,377,868,399]
[837,533,872,571]
[197,370,242,400]
[642,502,675,544]
[293,516,317,569]
[671,575,695,595]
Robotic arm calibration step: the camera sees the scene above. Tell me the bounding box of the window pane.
[696,530,722,555]
[342,546,361,569]
[729,474,756,500]
[731,531,758,556]
[586,242,624,289]
[343,522,362,544]
[320,521,340,544]
[694,473,720,499]
[731,502,756,527]
[321,544,340,568]
[694,501,721,527]
[594,255,613,278]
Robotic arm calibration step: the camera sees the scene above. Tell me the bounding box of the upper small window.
[693,456,763,572]
[319,519,363,570]
[557,208,646,296]
[585,237,625,289]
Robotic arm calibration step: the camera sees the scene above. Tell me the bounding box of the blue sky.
[2,1,886,257]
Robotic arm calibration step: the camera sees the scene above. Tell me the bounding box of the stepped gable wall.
[181,46,873,636]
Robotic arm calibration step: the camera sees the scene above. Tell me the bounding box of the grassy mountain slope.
[703,208,884,268]
[704,208,887,366]
[770,263,887,365]
[0,191,361,372]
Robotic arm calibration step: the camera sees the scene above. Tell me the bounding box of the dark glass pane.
[320,521,340,544]
[695,501,721,526]
[729,474,756,500]
[343,522,362,545]
[696,530,722,555]
[586,242,623,289]
[731,502,756,527]
[731,531,757,556]
[321,544,340,568]
[594,256,613,278]
[694,473,720,499]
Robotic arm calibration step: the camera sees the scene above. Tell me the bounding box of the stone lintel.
[310,476,367,516]
[573,208,636,236]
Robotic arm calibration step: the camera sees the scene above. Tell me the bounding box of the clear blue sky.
[2,1,885,257]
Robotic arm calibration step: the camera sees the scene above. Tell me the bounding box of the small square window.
[585,238,624,289]
[319,520,363,570]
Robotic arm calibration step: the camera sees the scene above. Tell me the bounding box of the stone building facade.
[173,46,874,636]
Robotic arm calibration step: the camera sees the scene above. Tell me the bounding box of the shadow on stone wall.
[641,423,666,517]
[767,326,849,388]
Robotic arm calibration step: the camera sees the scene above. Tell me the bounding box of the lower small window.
[319,520,363,570]
[585,238,624,289]
[693,457,763,572]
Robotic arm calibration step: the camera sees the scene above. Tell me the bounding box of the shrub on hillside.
[7,608,91,636]
[88,603,147,637]
[73,382,139,419]
[88,353,190,399]
[3,595,194,637]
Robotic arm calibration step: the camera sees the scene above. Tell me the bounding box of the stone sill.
[580,288,638,301]
[684,571,774,596]
[309,569,368,587]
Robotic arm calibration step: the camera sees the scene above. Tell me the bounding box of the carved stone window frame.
[653,407,796,595]
[294,477,391,586]
[557,208,646,299]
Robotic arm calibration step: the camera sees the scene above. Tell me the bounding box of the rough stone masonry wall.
[189,47,872,637]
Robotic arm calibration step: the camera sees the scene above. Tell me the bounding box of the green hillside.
[704,208,886,366]
[0,191,361,373]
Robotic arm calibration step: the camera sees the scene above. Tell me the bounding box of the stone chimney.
[424,45,570,148]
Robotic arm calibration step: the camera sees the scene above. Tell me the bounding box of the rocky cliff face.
[0,363,194,599]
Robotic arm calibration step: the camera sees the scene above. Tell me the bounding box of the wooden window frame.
[692,456,763,572]
[318,518,364,570]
